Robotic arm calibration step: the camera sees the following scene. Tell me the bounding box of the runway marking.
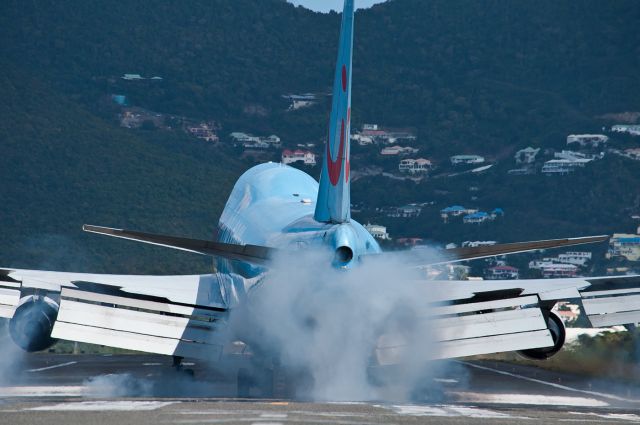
[459,361,640,404]
[27,401,176,411]
[26,361,77,373]
[455,392,609,407]
[0,386,84,397]
[569,412,640,422]
[143,362,163,366]
[433,378,458,384]
[381,404,516,419]
[260,413,287,418]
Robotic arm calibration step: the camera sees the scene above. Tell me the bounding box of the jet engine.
[518,310,566,360]
[9,295,59,352]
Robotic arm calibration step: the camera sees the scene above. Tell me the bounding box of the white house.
[364,223,390,240]
[122,74,144,80]
[541,159,591,175]
[485,265,519,280]
[281,149,316,166]
[450,155,485,165]
[515,147,540,164]
[612,125,640,136]
[187,122,219,142]
[556,251,592,266]
[566,134,609,148]
[398,158,432,174]
[381,146,418,156]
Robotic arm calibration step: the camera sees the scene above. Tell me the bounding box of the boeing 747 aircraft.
[2,0,639,389]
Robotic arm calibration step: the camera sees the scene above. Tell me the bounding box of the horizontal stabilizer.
[442,235,609,264]
[83,225,275,265]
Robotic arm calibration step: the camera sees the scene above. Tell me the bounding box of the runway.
[0,354,639,424]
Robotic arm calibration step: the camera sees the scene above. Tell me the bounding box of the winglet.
[314,0,354,223]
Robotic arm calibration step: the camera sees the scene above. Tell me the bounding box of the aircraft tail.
[314,0,354,223]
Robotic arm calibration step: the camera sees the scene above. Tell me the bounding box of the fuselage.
[216,162,381,277]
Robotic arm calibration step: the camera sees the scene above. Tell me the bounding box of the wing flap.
[52,286,228,359]
[375,295,554,364]
[580,276,640,327]
[0,282,21,319]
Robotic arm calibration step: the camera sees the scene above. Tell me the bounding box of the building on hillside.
[381,146,419,156]
[398,158,432,174]
[624,148,640,160]
[554,150,602,161]
[556,252,592,266]
[450,155,485,165]
[485,265,519,280]
[230,132,281,149]
[282,94,317,110]
[529,261,579,277]
[281,149,316,166]
[462,241,497,248]
[122,74,144,80]
[440,205,477,221]
[515,147,540,164]
[608,233,640,262]
[566,134,609,148]
[364,223,390,240]
[463,212,490,224]
[541,159,591,175]
[358,124,416,144]
[389,204,422,218]
[187,122,219,142]
[397,238,424,247]
[612,124,640,136]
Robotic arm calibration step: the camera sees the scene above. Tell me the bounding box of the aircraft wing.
[377,235,609,267]
[376,275,640,364]
[0,267,254,359]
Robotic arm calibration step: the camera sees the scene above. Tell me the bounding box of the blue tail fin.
[314,0,354,224]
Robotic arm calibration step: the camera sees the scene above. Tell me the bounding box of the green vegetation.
[0,0,639,273]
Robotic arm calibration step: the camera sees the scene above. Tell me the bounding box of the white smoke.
[236,246,451,401]
[0,319,25,386]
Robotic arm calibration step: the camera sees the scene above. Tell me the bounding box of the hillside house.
[624,148,640,160]
[230,132,281,149]
[440,205,477,221]
[541,159,591,175]
[515,147,540,164]
[566,134,609,148]
[187,122,219,142]
[282,149,316,166]
[398,158,432,174]
[556,252,592,266]
[450,155,485,165]
[359,124,416,144]
[612,125,640,136]
[282,94,317,110]
[122,74,144,80]
[389,204,422,218]
[462,241,497,248]
[381,146,418,156]
[364,223,390,240]
[608,233,640,262]
[485,265,519,280]
[463,212,490,224]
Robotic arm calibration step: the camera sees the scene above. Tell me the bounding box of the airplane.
[2,0,639,395]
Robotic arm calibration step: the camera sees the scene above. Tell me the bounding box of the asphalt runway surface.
[0,353,639,424]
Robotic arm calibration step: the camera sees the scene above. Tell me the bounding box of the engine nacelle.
[518,310,566,360]
[9,295,59,352]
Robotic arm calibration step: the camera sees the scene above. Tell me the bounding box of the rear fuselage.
[216,163,381,277]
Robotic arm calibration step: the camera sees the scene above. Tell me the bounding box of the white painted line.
[379,404,515,419]
[455,392,608,407]
[459,361,640,404]
[433,378,458,384]
[0,386,84,397]
[26,361,77,373]
[260,413,288,418]
[570,411,640,422]
[27,401,175,411]
[142,362,162,366]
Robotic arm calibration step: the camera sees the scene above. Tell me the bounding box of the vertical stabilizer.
[314,0,354,223]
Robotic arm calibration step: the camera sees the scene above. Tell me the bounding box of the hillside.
[0,0,639,272]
